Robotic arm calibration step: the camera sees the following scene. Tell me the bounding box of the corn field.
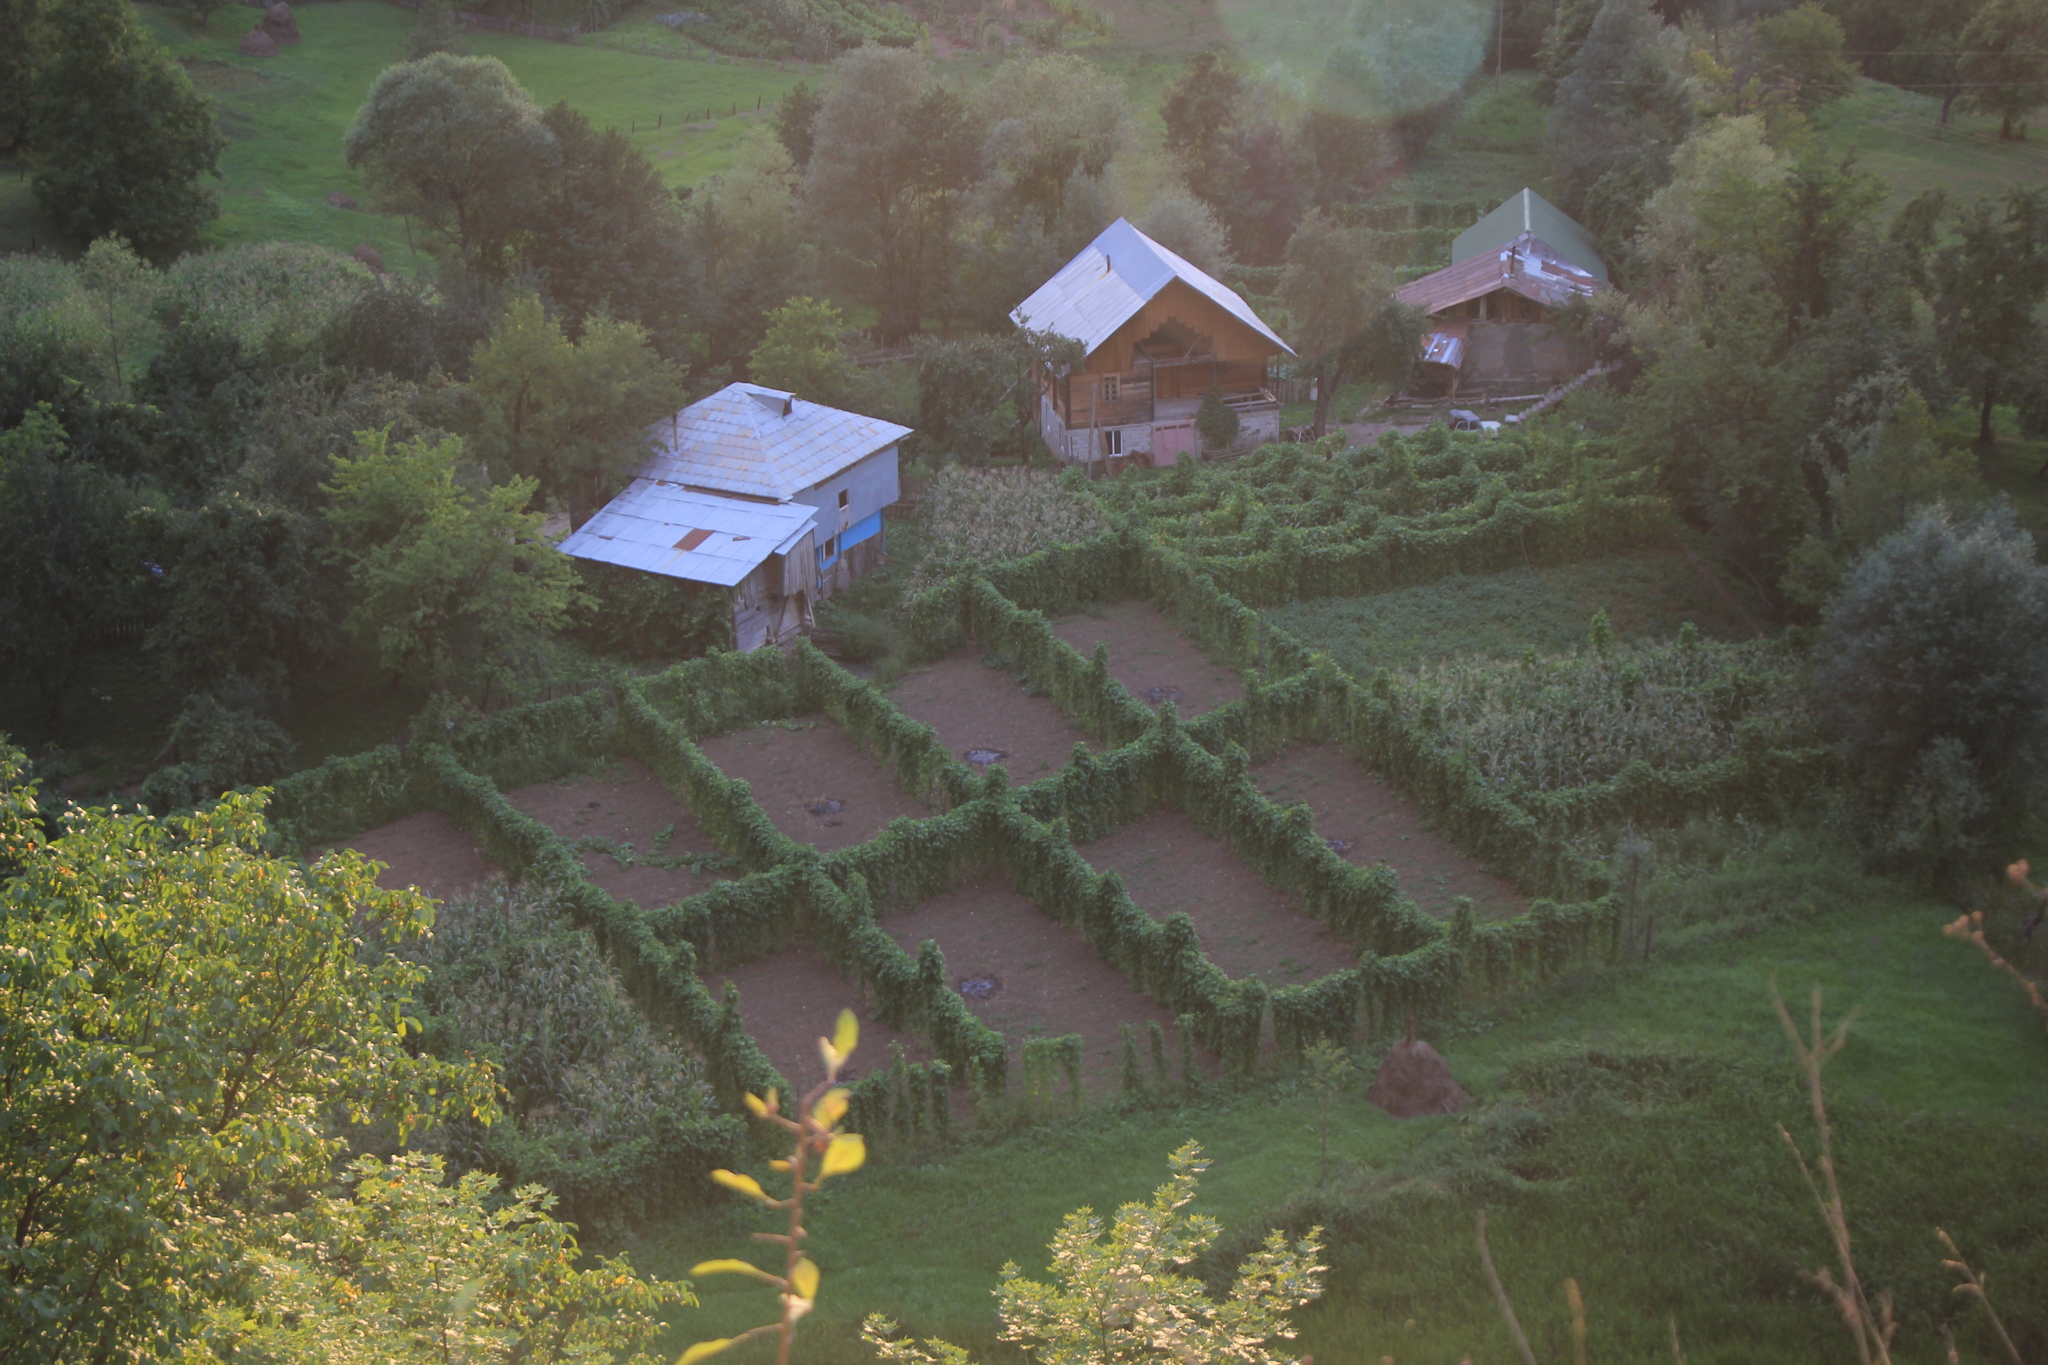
[898,467,1107,605]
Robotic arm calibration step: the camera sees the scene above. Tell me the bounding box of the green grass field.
[1811,79,2048,217]
[1260,546,1768,675]
[4,3,808,263]
[624,845,2048,1364]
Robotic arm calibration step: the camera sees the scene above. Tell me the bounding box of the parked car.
[1446,409,1501,435]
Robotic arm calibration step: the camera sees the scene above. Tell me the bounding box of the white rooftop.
[638,383,913,503]
[1010,218,1295,358]
[557,481,816,587]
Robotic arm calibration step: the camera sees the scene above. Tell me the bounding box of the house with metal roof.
[1013,218,1294,468]
[1394,190,1608,400]
[558,383,911,652]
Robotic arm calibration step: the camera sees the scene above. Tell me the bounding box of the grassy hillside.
[629,852,2048,1364]
[3,3,806,262]
[1811,78,2048,216]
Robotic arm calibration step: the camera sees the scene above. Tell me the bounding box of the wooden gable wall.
[1082,278,1277,374]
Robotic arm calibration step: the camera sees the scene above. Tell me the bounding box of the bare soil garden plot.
[503,757,730,909]
[887,648,1104,784]
[876,875,1208,1094]
[340,809,497,901]
[1079,810,1356,987]
[697,714,931,851]
[1051,601,1244,717]
[701,938,929,1088]
[1254,745,1525,920]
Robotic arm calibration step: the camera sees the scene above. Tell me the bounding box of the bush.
[1814,502,2048,863]
[1197,387,1240,453]
[140,692,296,813]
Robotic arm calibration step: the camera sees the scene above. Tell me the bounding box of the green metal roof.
[1452,189,1607,283]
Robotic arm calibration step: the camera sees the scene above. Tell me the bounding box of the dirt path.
[702,938,929,1088]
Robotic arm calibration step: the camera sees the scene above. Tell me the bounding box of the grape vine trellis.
[266,428,1834,1202]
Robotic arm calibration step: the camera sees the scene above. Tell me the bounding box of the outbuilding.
[559,382,910,652]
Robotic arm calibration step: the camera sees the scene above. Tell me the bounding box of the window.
[821,535,839,566]
[1103,375,1120,402]
[1103,428,1124,457]
[837,488,850,510]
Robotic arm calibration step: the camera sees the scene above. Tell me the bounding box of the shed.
[559,383,911,652]
[1013,218,1294,468]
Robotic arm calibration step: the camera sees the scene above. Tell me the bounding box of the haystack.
[238,27,279,56]
[261,3,301,43]
[352,243,386,274]
[1367,1024,1471,1118]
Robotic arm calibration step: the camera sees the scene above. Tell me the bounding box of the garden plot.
[701,938,929,1088]
[1254,746,1525,920]
[342,809,496,901]
[877,875,1207,1094]
[1051,601,1244,716]
[503,757,730,909]
[697,714,930,851]
[888,648,1103,784]
[1079,810,1356,986]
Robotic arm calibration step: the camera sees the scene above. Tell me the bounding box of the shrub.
[1197,386,1241,453]
[1814,502,2048,860]
[140,692,297,813]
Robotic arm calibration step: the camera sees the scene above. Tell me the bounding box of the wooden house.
[558,383,910,652]
[1013,218,1294,467]
[1395,189,1607,399]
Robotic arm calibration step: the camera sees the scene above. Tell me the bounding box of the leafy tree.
[1134,188,1234,276]
[1302,1039,1357,1185]
[683,142,815,377]
[863,1143,1326,1365]
[184,1153,695,1365]
[802,47,980,340]
[139,496,326,697]
[72,235,160,404]
[402,0,470,60]
[1279,210,1418,436]
[0,405,145,726]
[1546,0,1694,265]
[521,102,691,351]
[914,332,1053,464]
[1932,189,2048,443]
[468,294,684,526]
[137,691,297,814]
[750,296,855,403]
[0,0,45,158]
[1160,50,1248,215]
[29,0,224,258]
[1814,502,2048,862]
[1756,3,1860,105]
[1960,0,2048,138]
[167,0,234,30]
[322,429,583,704]
[976,53,1126,233]
[773,80,822,170]
[0,756,495,1363]
[344,55,556,282]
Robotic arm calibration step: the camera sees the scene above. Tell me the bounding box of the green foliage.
[749,296,855,404]
[140,692,297,814]
[139,495,324,698]
[1814,501,2048,863]
[865,1143,1326,1365]
[1960,0,2048,138]
[322,429,583,705]
[468,293,684,525]
[159,243,370,361]
[571,559,733,662]
[1545,0,1694,259]
[183,1153,695,1365]
[343,54,555,281]
[774,80,822,168]
[897,468,1110,608]
[29,0,224,257]
[403,0,470,61]
[1197,387,1241,453]
[1755,3,1859,106]
[0,750,494,1363]
[1933,189,2048,443]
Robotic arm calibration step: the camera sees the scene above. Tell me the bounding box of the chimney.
[783,396,794,417]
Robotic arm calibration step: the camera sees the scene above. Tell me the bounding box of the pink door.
[1151,421,1197,465]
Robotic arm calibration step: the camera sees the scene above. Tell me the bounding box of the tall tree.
[1755,2,1860,105]
[0,405,145,727]
[29,0,223,258]
[0,754,494,1363]
[1960,0,2048,138]
[802,47,979,341]
[1278,210,1420,436]
[0,0,43,158]
[520,102,691,351]
[344,55,556,282]
[468,294,684,526]
[773,80,822,170]
[750,296,856,404]
[977,53,1126,233]
[1932,189,2048,443]
[322,429,583,703]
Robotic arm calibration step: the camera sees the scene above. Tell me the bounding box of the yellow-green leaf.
[791,1257,820,1301]
[710,1169,773,1203]
[820,1133,865,1178]
[833,1009,859,1059]
[812,1087,849,1129]
[743,1092,769,1117]
[678,1338,735,1365]
[688,1260,779,1285]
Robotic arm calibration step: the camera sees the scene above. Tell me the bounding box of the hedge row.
[267,743,420,850]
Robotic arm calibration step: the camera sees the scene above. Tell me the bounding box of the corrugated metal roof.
[1453,189,1608,283]
[637,383,912,502]
[1010,218,1295,358]
[1394,232,1605,318]
[1420,332,1465,369]
[557,481,817,587]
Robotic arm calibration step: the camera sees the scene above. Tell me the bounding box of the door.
[1151,421,1197,465]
